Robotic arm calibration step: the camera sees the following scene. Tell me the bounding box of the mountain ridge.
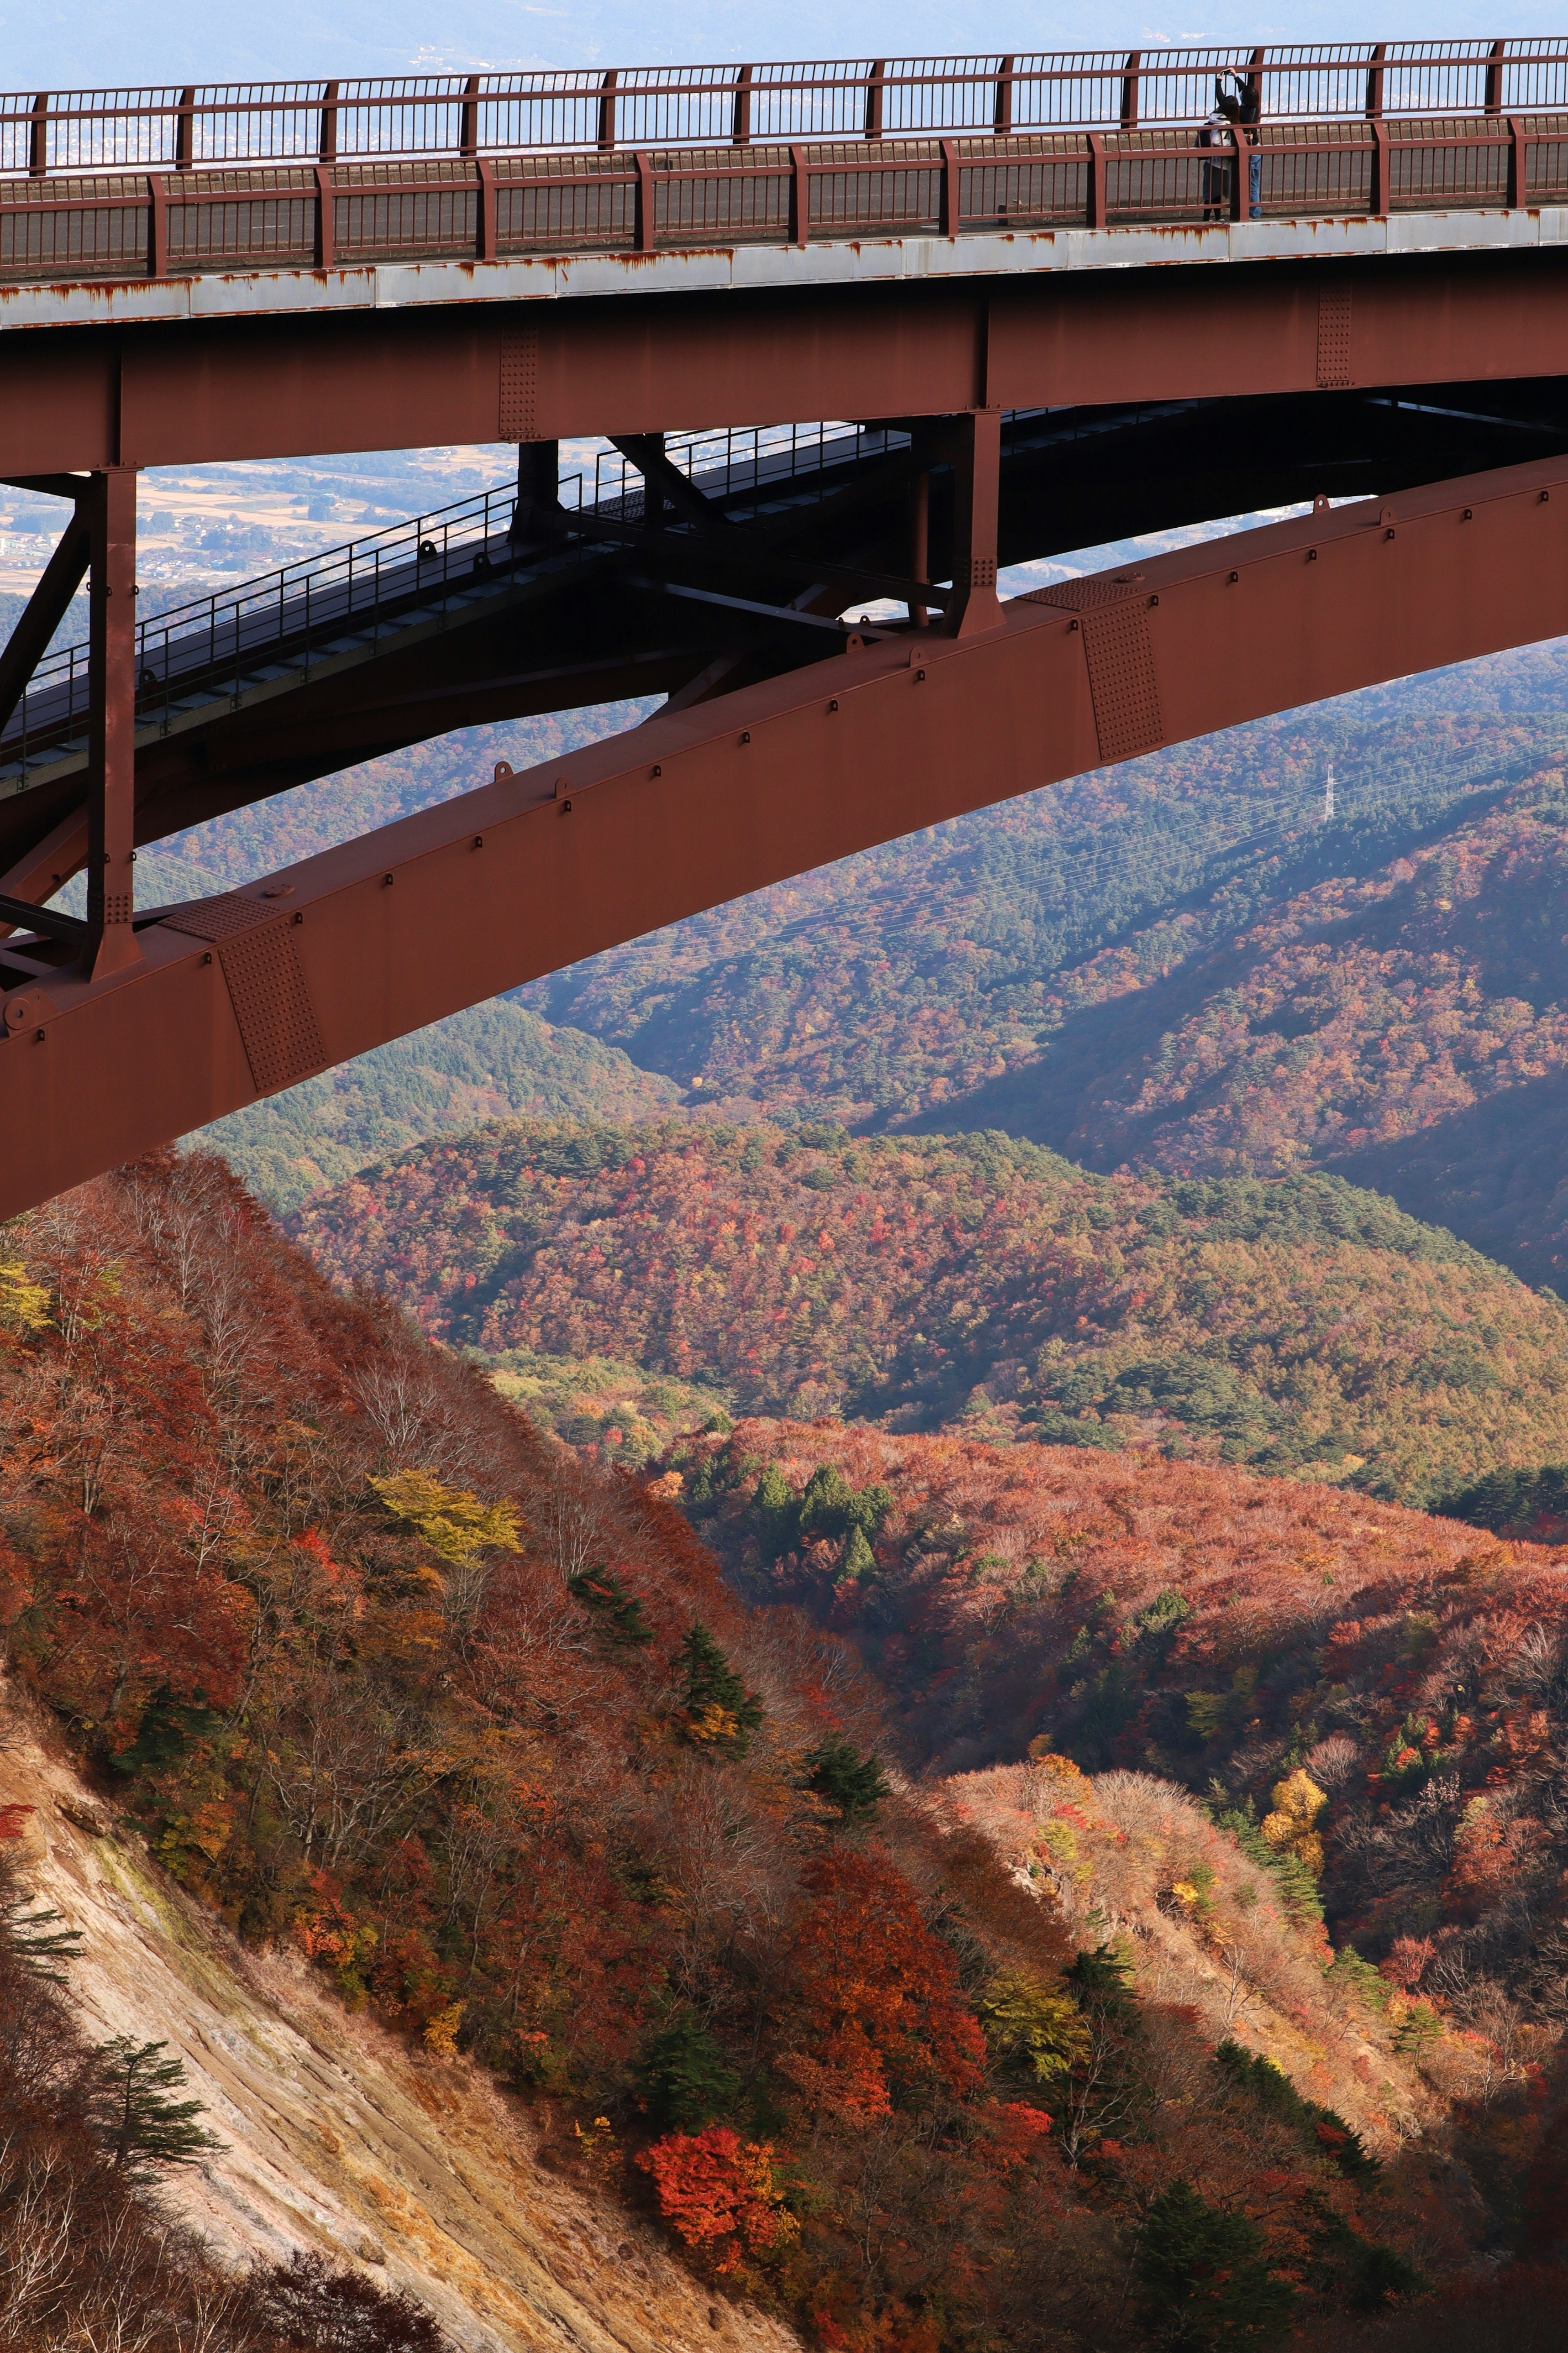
[285,1117,1568,1503]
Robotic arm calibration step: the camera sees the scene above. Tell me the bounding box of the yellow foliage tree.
[0,1260,50,1336]
[422,2001,466,2058]
[978,1969,1092,2086]
[1262,1768,1328,1876]
[370,1470,521,1563]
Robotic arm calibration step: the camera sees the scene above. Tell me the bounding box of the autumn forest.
[9,648,1568,2349]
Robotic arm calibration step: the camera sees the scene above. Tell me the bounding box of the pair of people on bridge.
[1201,71,1262,223]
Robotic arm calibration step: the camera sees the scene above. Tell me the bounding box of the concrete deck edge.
[1,207,1565,334]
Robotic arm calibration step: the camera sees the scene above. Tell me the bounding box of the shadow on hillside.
[1331,1076,1568,1292]
[899,849,1568,1294]
[913,1016,1568,1293]
[894,926,1279,1162]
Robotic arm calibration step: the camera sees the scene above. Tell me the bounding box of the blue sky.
[0,6,1546,88]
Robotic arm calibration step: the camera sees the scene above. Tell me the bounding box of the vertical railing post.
[790,143,810,243]
[82,467,141,979]
[476,156,497,258]
[944,410,1003,639]
[634,151,655,252]
[1486,36,1506,116]
[28,93,48,177]
[732,64,753,146]
[174,86,195,171]
[1371,115,1390,216]
[940,137,960,234]
[993,56,1014,136]
[460,73,480,158]
[1086,130,1107,227]
[865,60,885,141]
[1365,42,1386,120]
[1508,114,1526,206]
[597,69,618,152]
[314,165,335,267]
[146,174,168,276]
[318,80,339,162]
[1119,52,1141,131]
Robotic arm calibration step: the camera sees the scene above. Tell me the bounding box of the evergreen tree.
[633,2009,742,2131]
[2,1892,85,1983]
[1214,2041,1378,2181]
[1066,1943,1136,2020]
[840,1523,877,1584]
[804,1739,888,1825]
[1135,2177,1296,2349]
[753,1463,800,1558]
[109,1686,225,1778]
[91,2039,222,2172]
[567,1565,654,1646]
[677,1623,764,1753]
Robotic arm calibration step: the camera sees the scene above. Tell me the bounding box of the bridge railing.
[7,42,1568,177]
[6,116,1567,281]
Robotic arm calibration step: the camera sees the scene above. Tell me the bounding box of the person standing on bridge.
[1200,85,1231,223]
[1229,69,1263,221]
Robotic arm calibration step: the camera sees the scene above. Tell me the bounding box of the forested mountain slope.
[5,1151,1486,2351]
[676,1418,1568,2114]
[985,766,1568,1291]
[208,1004,679,1215]
[519,656,1568,1130]
[287,1120,1568,1503]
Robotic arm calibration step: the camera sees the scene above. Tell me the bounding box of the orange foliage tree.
[778,1847,985,2123]
[638,2126,797,2275]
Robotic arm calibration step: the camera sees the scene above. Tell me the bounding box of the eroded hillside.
[0,1713,800,2353]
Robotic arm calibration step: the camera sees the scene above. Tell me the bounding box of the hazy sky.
[0,5,1541,89]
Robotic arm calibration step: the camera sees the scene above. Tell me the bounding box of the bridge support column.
[945,410,1004,638]
[510,440,562,542]
[82,468,140,979]
[909,472,930,629]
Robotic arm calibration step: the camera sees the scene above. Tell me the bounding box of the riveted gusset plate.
[160,892,325,1094]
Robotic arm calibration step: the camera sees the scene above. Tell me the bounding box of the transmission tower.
[1323,762,1336,821]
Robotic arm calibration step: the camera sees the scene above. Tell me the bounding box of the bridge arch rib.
[1,446,1566,1219]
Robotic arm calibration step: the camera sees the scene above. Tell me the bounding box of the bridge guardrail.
[7,45,1568,177]
[4,116,1568,283]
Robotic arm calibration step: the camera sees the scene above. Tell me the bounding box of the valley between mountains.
[10,640,1568,2346]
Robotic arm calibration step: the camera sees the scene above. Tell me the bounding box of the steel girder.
[5,379,1568,915]
[6,251,1568,474]
[4,448,1568,1219]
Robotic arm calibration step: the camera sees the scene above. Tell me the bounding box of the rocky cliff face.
[0,1688,799,2353]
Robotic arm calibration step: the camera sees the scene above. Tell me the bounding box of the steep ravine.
[0,1684,800,2353]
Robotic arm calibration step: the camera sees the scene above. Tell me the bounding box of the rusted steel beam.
[0,511,88,736]
[7,449,1568,1214]
[81,469,140,979]
[7,252,1568,479]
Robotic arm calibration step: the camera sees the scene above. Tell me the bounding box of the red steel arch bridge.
[7,39,1568,1213]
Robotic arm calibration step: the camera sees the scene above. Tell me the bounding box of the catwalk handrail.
[5,41,1568,175]
[0,422,900,773]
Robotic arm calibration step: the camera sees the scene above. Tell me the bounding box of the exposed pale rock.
[0,1700,800,2353]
